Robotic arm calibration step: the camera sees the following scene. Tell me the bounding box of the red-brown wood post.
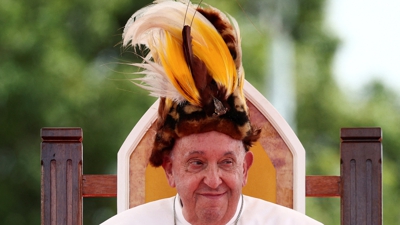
[340,128,382,225]
[41,128,83,225]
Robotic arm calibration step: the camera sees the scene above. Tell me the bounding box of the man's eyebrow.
[186,151,204,156]
[183,151,235,157]
[223,151,235,157]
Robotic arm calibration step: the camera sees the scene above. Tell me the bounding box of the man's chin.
[196,207,226,224]
[196,195,228,214]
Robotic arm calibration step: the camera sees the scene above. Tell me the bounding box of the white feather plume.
[130,58,186,103]
[122,0,243,102]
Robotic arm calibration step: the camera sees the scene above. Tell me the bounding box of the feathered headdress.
[123,0,260,167]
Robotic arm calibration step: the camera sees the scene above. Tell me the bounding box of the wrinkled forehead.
[171,131,246,157]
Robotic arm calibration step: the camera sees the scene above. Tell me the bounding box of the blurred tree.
[292,0,400,224]
[1,0,399,225]
[0,0,153,224]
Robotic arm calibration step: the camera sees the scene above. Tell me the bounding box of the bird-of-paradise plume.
[123,0,260,167]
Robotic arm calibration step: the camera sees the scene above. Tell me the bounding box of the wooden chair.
[40,81,382,225]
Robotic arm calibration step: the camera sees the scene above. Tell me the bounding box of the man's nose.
[203,165,222,188]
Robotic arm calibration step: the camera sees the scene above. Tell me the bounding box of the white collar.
[174,194,244,225]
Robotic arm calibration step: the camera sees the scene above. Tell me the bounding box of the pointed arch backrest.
[117,80,306,214]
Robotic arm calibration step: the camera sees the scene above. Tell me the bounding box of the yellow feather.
[191,17,238,97]
[157,31,201,106]
[238,69,246,104]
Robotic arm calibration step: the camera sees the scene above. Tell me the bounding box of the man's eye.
[186,160,205,172]
[220,159,234,166]
[191,160,203,166]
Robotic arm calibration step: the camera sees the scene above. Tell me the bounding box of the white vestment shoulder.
[101,195,323,225]
[239,195,322,225]
[101,197,175,225]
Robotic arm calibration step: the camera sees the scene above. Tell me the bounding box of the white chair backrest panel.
[117,80,306,213]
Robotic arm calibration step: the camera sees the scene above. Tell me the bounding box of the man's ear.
[162,156,176,188]
[242,151,254,187]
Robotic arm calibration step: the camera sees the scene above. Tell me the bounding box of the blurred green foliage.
[0,0,399,224]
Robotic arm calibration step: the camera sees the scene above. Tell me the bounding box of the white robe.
[101,195,323,225]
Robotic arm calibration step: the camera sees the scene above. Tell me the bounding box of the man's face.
[162,131,253,225]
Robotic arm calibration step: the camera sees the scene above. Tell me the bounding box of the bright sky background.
[325,0,400,94]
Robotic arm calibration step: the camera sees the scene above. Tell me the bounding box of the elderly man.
[102,0,322,224]
[102,131,322,225]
